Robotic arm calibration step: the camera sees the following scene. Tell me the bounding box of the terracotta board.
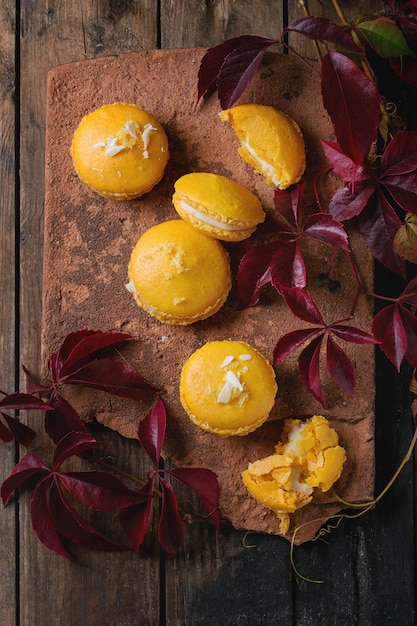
[43,48,375,543]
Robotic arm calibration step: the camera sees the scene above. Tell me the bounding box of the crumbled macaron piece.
[242,415,346,534]
[219,103,306,189]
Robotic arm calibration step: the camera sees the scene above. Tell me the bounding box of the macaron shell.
[172,172,265,241]
[71,102,169,199]
[220,103,306,189]
[127,220,232,324]
[180,340,278,436]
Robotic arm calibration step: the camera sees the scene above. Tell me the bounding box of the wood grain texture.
[0,1,17,624]
[18,2,161,625]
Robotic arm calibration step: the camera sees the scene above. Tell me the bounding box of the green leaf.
[356,16,414,58]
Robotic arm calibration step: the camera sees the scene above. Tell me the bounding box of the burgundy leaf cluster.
[236,184,349,306]
[197,6,417,391]
[121,398,220,554]
[24,327,158,444]
[1,432,142,560]
[0,329,221,559]
[0,392,50,447]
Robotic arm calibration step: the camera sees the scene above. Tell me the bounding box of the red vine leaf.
[30,477,74,560]
[167,467,221,531]
[197,35,278,107]
[1,431,148,559]
[298,335,325,406]
[119,478,154,554]
[45,391,89,445]
[321,51,381,165]
[0,392,51,446]
[372,276,417,370]
[285,16,362,52]
[63,358,157,402]
[137,397,166,465]
[326,334,355,397]
[237,185,349,305]
[158,476,184,554]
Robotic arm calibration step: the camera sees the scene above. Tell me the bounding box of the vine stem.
[332,424,417,509]
[94,456,163,498]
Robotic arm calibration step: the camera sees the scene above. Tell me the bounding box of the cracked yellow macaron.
[180,340,278,436]
[220,103,306,189]
[70,102,169,199]
[126,220,232,325]
[172,172,265,241]
[242,415,346,534]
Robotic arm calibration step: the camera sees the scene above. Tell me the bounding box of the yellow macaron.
[172,172,265,241]
[70,102,169,200]
[126,220,231,325]
[180,340,278,436]
[219,103,306,189]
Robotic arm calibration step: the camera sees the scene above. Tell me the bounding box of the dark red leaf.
[322,140,365,183]
[280,287,325,325]
[270,240,306,290]
[298,335,325,406]
[321,51,380,164]
[401,275,417,306]
[329,182,376,222]
[382,172,417,215]
[50,485,129,552]
[0,412,37,447]
[1,452,50,505]
[303,213,350,250]
[63,358,157,401]
[372,304,407,370]
[217,40,277,109]
[0,419,13,443]
[396,11,417,55]
[236,241,280,305]
[167,467,221,531]
[45,391,88,444]
[52,431,109,469]
[197,35,278,104]
[158,477,184,554]
[49,327,96,381]
[390,55,417,87]
[359,193,406,278]
[285,16,362,52]
[0,392,52,412]
[399,306,417,368]
[137,397,166,465]
[273,327,322,365]
[58,330,133,378]
[30,477,74,560]
[119,478,154,554]
[330,324,378,344]
[273,186,303,230]
[22,364,51,394]
[59,470,148,511]
[381,130,417,176]
[326,335,355,397]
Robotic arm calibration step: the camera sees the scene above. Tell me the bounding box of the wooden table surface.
[1,1,415,624]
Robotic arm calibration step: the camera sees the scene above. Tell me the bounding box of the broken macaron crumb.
[241,415,346,535]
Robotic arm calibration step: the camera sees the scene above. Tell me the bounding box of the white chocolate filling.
[179,200,248,232]
[241,140,282,187]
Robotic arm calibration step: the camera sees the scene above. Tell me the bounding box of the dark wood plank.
[18,2,161,625]
[0,1,17,624]
[161,0,284,48]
